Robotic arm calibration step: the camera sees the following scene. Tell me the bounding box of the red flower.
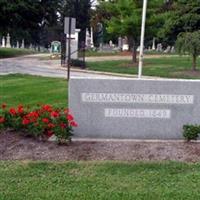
[70,121,78,127]
[0,117,5,123]
[47,130,54,137]
[17,105,24,114]
[51,111,59,118]
[60,123,67,129]
[64,109,70,114]
[42,118,49,123]
[9,108,17,115]
[67,114,74,121]
[48,123,55,129]
[27,111,39,118]
[1,103,6,110]
[42,105,52,112]
[22,118,30,125]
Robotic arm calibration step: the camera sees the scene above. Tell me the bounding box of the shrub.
[183,124,200,141]
[0,103,78,143]
[70,59,86,68]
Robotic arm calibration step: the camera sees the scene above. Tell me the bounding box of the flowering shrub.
[0,103,78,143]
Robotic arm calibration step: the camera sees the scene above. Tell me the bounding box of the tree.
[176,31,200,71]
[97,0,163,63]
[158,0,200,45]
[0,0,62,46]
[63,0,91,46]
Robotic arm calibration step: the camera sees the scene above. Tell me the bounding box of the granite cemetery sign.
[69,78,200,139]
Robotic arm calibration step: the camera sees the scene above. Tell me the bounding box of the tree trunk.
[128,37,137,63]
[132,44,137,63]
[192,55,197,71]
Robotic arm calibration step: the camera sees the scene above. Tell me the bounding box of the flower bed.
[0,103,77,144]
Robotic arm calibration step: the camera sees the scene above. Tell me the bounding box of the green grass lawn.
[1,74,200,200]
[0,48,35,58]
[0,161,200,200]
[87,56,200,79]
[84,50,119,57]
[0,74,67,109]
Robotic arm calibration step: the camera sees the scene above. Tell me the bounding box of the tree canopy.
[176,31,200,71]
[158,0,200,44]
[0,0,92,47]
[95,0,164,62]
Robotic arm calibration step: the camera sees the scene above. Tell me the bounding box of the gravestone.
[152,37,156,50]
[96,22,103,50]
[85,28,91,48]
[69,77,200,139]
[1,37,5,48]
[90,27,94,48]
[122,37,129,51]
[118,37,123,50]
[171,46,175,53]
[21,39,25,49]
[51,41,61,54]
[6,33,11,48]
[16,41,19,48]
[109,40,113,47]
[156,43,163,52]
[164,46,171,53]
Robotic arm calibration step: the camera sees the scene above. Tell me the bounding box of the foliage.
[158,0,200,44]
[176,31,200,70]
[70,59,86,68]
[0,103,77,143]
[63,0,92,45]
[183,124,200,141]
[0,0,63,46]
[0,48,35,58]
[96,0,164,62]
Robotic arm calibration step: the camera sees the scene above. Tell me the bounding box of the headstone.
[156,43,163,52]
[171,46,175,53]
[164,46,171,53]
[109,40,113,47]
[16,41,19,48]
[51,41,61,54]
[118,37,123,50]
[2,37,5,48]
[6,33,11,48]
[21,39,25,48]
[70,77,200,139]
[96,22,103,49]
[122,37,129,51]
[90,27,94,48]
[85,28,91,48]
[29,44,33,50]
[152,37,156,50]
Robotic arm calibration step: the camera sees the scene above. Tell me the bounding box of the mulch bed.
[1,130,200,162]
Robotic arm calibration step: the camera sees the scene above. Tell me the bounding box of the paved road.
[0,55,115,78]
[0,54,168,79]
